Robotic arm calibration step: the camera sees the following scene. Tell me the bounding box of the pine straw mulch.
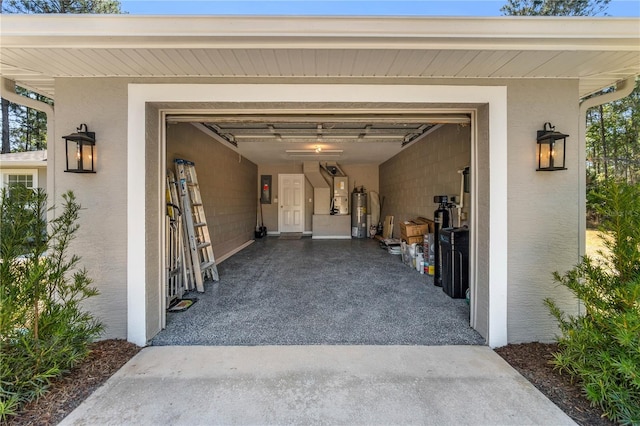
[495,342,614,426]
[6,340,614,425]
[5,340,141,426]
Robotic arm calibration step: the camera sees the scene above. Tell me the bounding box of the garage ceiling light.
[286,149,343,154]
[286,149,343,158]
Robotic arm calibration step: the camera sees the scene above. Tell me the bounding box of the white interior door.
[278,174,305,233]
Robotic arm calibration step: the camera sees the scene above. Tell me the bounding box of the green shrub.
[0,186,103,420]
[546,180,640,425]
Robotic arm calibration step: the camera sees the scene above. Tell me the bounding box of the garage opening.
[154,105,483,345]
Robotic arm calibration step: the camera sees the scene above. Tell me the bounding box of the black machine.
[439,227,470,298]
[433,195,451,287]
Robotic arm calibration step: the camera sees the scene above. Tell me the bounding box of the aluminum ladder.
[174,159,219,292]
[165,170,191,308]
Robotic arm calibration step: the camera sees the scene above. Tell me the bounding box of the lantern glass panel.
[538,141,551,169]
[81,143,94,171]
[553,138,565,169]
[66,139,80,171]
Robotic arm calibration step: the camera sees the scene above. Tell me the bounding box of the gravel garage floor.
[151,237,484,346]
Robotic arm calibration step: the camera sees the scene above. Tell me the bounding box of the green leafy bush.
[546,180,640,425]
[0,186,103,420]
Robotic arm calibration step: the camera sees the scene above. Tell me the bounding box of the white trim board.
[127,83,508,348]
[216,240,255,264]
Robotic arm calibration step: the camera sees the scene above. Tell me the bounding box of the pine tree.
[0,0,124,153]
[2,0,123,14]
[501,0,611,16]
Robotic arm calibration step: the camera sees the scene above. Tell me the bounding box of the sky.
[119,0,640,17]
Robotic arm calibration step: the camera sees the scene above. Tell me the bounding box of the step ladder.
[165,171,189,309]
[175,159,219,292]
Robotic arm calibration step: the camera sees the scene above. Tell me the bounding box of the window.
[2,169,38,190]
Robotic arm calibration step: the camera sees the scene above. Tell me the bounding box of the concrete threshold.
[60,345,576,426]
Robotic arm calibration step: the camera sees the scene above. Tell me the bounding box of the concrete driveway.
[60,345,576,425]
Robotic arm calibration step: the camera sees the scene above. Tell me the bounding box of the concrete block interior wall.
[166,122,257,259]
[379,124,471,238]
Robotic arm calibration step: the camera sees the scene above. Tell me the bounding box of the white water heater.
[351,192,368,238]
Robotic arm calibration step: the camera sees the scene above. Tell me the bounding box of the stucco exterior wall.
[167,123,257,259]
[505,80,579,343]
[54,78,129,339]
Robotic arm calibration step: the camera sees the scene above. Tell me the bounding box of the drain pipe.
[1,78,56,218]
[577,76,636,314]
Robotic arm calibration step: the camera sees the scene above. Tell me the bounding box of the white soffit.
[1,15,639,98]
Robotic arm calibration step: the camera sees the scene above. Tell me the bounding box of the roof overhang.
[1,15,638,98]
[0,149,47,168]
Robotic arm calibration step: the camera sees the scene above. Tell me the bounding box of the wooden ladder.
[174,159,219,292]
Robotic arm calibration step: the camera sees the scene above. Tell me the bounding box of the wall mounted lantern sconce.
[64,123,96,173]
[536,122,568,171]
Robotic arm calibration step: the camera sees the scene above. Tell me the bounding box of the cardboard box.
[401,234,424,245]
[400,221,429,237]
[415,217,436,234]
